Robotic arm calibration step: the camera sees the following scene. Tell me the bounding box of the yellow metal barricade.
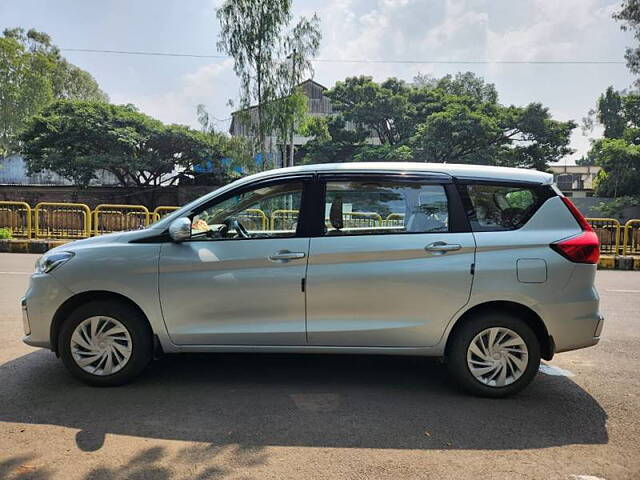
[586,218,621,255]
[152,206,180,222]
[271,209,299,231]
[34,202,91,238]
[239,209,268,231]
[342,212,382,229]
[384,213,405,227]
[623,219,640,256]
[93,204,150,235]
[0,201,32,237]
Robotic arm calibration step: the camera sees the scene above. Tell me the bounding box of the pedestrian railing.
[152,206,180,222]
[0,201,32,237]
[623,219,640,256]
[34,202,91,239]
[587,218,621,255]
[383,213,405,227]
[93,204,150,235]
[239,208,269,231]
[4,200,640,253]
[270,209,299,231]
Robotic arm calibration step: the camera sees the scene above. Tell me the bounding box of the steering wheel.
[225,217,250,239]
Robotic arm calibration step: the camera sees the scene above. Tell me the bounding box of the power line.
[60,48,625,65]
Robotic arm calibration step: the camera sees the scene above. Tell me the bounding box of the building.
[0,154,118,186]
[549,164,601,198]
[229,79,378,168]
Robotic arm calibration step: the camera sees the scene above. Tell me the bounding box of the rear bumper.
[553,312,603,354]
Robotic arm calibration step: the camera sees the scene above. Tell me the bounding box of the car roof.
[243,162,554,185]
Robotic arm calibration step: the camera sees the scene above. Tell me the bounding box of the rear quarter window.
[461,183,553,231]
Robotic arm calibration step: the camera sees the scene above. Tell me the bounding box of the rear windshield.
[461,183,553,231]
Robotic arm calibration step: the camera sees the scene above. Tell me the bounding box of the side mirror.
[168,217,191,242]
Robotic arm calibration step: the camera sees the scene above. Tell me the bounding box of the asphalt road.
[0,252,639,480]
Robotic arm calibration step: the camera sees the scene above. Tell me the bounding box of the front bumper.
[22,273,73,350]
[21,297,30,336]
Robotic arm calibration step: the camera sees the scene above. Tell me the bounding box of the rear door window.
[463,184,547,231]
[323,180,449,236]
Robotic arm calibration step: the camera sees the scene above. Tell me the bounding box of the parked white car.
[21,163,603,397]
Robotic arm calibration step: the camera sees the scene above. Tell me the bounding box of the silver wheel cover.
[466,327,529,387]
[70,316,132,376]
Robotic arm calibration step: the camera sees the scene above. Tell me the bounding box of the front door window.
[191,182,304,240]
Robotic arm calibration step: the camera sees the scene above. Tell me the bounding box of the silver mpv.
[21,163,603,397]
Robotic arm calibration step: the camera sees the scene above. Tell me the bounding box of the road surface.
[0,253,639,479]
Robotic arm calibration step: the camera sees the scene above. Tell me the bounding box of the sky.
[0,0,636,163]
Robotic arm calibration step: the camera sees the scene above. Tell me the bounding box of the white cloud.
[108,0,633,160]
[487,0,605,61]
[111,59,237,131]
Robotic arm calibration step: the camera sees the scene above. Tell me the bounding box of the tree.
[216,0,291,168]
[614,0,640,86]
[591,138,640,197]
[325,76,410,145]
[584,87,640,199]
[196,103,254,175]
[0,28,107,155]
[301,73,575,170]
[20,101,231,203]
[275,13,321,167]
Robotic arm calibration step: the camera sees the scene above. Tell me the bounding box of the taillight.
[551,196,600,264]
[551,231,600,264]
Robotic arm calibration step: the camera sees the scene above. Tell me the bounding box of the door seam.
[304,237,311,343]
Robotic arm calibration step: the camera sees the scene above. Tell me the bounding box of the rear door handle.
[268,250,306,262]
[425,241,462,254]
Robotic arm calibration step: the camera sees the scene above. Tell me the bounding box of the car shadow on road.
[0,349,608,452]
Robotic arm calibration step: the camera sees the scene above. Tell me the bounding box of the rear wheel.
[58,300,152,386]
[446,311,541,397]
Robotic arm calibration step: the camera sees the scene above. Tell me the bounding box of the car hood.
[47,229,159,254]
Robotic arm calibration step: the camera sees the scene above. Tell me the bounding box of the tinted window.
[323,180,449,236]
[464,184,544,231]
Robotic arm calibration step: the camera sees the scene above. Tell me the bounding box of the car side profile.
[21,162,603,397]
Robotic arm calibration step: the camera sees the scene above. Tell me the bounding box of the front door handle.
[425,241,462,254]
[268,250,306,262]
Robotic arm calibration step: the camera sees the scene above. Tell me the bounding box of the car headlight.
[35,251,74,274]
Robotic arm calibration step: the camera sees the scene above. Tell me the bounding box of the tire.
[58,300,153,386]
[446,311,541,398]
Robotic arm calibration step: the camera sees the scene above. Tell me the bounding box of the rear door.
[305,173,476,347]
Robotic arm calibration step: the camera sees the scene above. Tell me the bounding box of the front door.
[306,175,476,347]
[159,178,310,345]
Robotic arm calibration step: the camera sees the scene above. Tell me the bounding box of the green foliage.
[299,73,575,170]
[216,1,321,168]
[586,87,640,200]
[0,228,12,239]
[590,138,640,197]
[614,0,640,86]
[0,28,107,156]
[20,100,232,189]
[596,195,640,217]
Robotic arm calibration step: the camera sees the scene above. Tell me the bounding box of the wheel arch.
[444,300,555,361]
[50,290,153,356]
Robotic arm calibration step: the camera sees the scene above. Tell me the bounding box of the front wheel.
[58,300,152,386]
[446,312,541,398]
